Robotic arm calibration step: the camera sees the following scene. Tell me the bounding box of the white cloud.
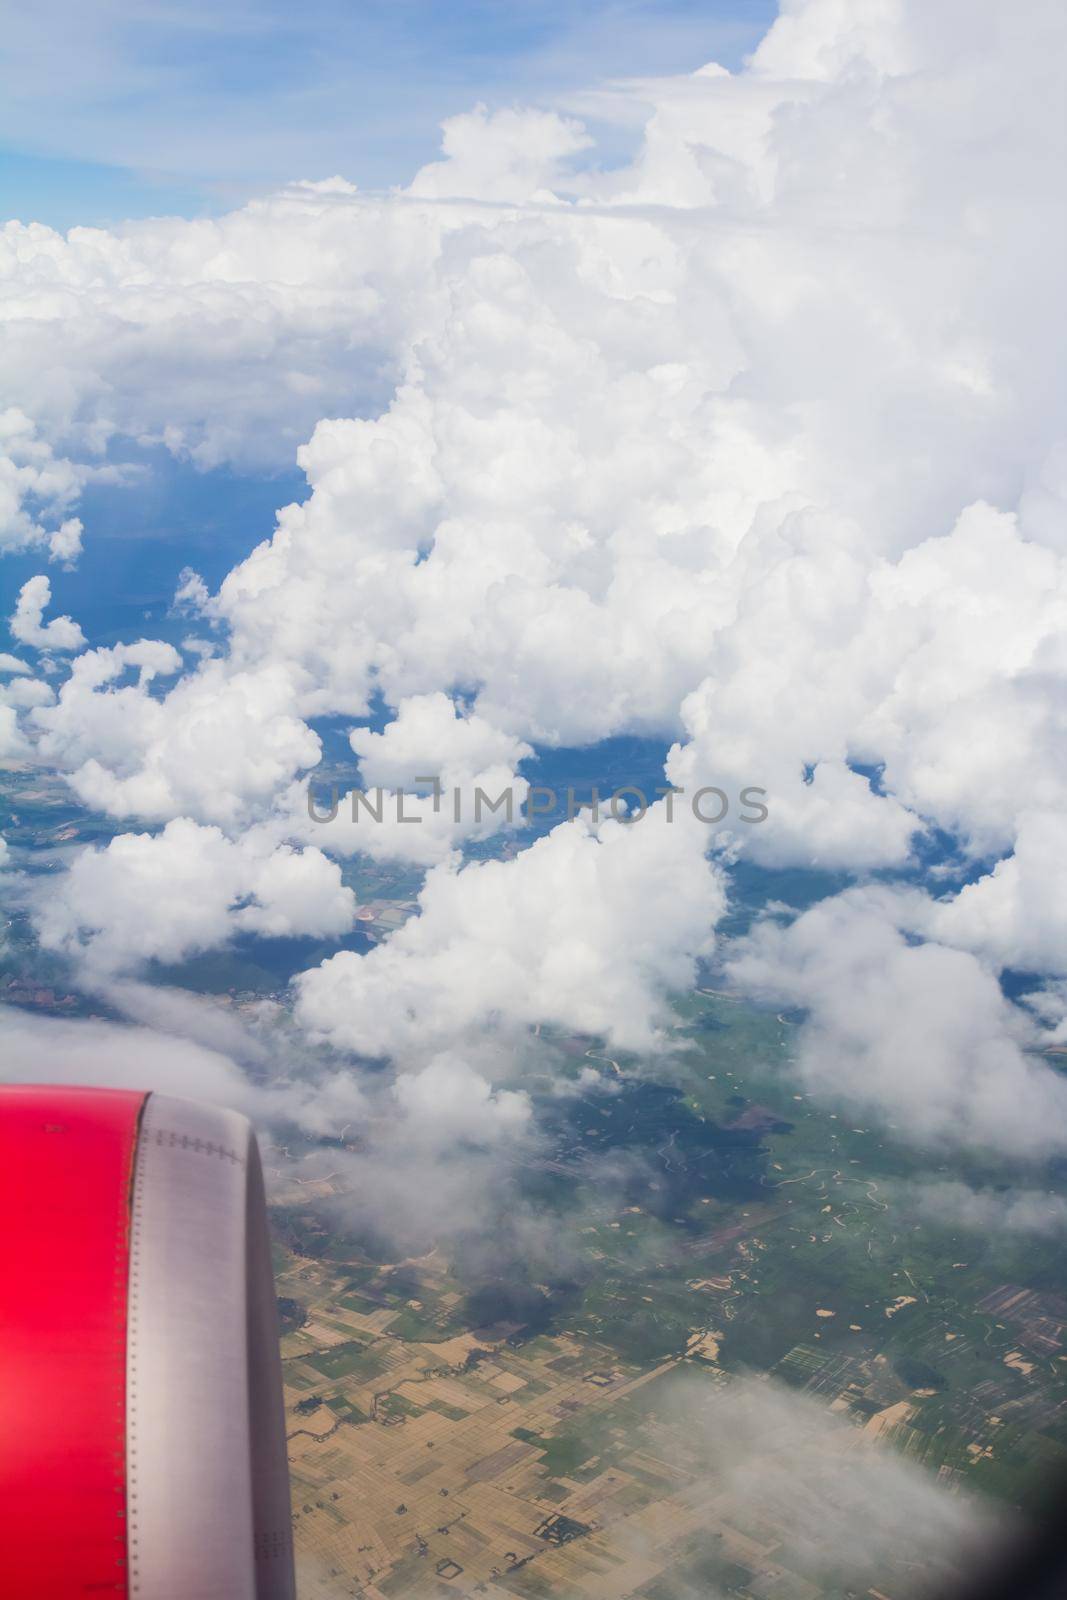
[0,0,1064,1176]
[668,501,1067,870]
[33,816,355,976]
[905,1180,1067,1238]
[724,890,1067,1158]
[655,1372,995,1597]
[392,1052,531,1142]
[1018,981,1067,1044]
[919,810,1067,977]
[0,409,85,560]
[296,802,725,1061]
[350,692,530,789]
[287,692,533,867]
[0,196,403,474]
[0,999,372,1142]
[0,666,51,720]
[32,650,318,824]
[21,11,1063,885]
[9,574,86,651]
[0,703,29,759]
[284,1060,541,1255]
[0,1001,257,1107]
[408,105,592,202]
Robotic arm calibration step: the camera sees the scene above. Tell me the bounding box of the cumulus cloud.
[408,105,593,202]
[32,649,318,824]
[9,574,86,651]
[349,692,529,790]
[296,803,725,1061]
[274,1049,544,1258]
[288,692,532,866]
[18,12,1065,883]
[0,0,1065,1180]
[667,500,1067,870]
[33,816,355,977]
[1018,981,1067,1044]
[0,189,402,477]
[918,810,1067,977]
[0,409,84,561]
[393,1051,530,1141]
[0,704,28,759]
[0,661,52,729]
[723,891,1067,1157]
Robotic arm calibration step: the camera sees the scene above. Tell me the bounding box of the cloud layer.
[3,0,1067,1180]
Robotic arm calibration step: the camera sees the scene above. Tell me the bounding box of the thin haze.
[0,0,774,226]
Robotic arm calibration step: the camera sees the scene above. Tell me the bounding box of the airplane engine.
[0,1084,296,1598]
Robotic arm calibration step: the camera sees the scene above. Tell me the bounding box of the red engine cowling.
[0,1084,296,1598]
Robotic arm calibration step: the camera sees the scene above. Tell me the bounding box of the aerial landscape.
[271,992,1067,1599]
[5,755,1067,1595]
[2,0,1066,1595]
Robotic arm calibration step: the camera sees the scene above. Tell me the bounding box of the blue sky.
[0,0,775,230]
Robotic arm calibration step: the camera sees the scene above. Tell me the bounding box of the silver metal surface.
[126,1093,295,1598]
